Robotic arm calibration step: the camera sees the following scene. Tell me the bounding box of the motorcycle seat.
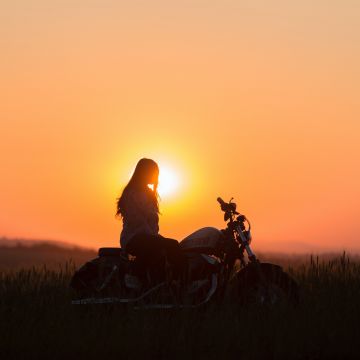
[98,247,127,257]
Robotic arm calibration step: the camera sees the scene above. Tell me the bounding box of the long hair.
[116,158,159,218]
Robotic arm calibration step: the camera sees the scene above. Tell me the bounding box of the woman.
[116,158,183,277]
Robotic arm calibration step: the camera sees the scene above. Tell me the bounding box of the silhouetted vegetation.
[1,253,359,359]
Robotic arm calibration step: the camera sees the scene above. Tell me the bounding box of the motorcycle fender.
[236,263,284,285]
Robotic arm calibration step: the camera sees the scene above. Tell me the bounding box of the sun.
[157,165,180,198]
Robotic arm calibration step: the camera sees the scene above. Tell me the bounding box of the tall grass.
[1,254,360,359]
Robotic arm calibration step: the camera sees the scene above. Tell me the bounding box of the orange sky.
[1,1,359,252]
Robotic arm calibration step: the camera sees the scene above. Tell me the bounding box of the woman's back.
[120,188,159,249]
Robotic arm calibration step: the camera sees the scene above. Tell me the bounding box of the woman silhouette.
[116,158,183,276]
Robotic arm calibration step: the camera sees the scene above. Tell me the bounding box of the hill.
[0,239,96,270]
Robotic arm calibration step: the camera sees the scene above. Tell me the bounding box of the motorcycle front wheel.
[235,262,299,306]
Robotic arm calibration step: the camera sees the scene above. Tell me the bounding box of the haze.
[1,1,359,252]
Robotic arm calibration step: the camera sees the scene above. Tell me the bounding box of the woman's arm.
[126,191,159,234]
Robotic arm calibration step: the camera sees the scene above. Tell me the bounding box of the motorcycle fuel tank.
[180,227,224,254]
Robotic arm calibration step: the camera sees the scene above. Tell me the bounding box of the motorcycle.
[70,197,299,308]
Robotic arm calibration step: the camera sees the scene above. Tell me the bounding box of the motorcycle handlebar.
[217,197,229,212]
[217,196,238,215]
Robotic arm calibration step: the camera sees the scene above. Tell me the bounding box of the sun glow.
[157,165,180,198]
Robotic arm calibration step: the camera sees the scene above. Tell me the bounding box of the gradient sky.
[1,1,359,252]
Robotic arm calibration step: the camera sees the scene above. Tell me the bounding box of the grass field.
[1,253,360,360]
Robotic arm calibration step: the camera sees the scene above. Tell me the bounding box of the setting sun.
[157,165,180,198]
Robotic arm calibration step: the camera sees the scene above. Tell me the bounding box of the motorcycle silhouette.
[71,197,299,308]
